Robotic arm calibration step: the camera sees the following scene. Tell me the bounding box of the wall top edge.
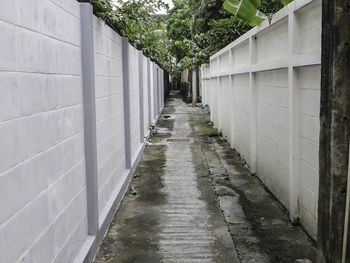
[209,0,315,60]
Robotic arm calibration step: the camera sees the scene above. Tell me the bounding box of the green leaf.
[282,0,293,6]
[129,186,137,195]
[224,0,266,26]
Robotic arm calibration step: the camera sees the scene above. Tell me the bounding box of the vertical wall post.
[122,37,132,169]
[160,69,163,108]
[200,66,204,104]
[80,2,99,235]
[157,68,161,113]
[153,64,158,118]
[217,77,221,130]
[229,49,234,146]
[138,51,145,142]
[229,74,235,148]
[147,58,152,126]
[288,11,300,222]
[217,56,222,130]
[249,36,257,173]
[163,70,165,105]
[192,69,197,107]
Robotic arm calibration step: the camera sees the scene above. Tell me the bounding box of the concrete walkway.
[94,91,315,263]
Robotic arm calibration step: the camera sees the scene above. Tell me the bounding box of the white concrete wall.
[256,69,290,207]
[149,63,155,121]
[128,46,142,163]
[93,16,126,218]
[0,1,166,262]
[0,1,88,262]
[202,0,321,239]
[296,65,320,237]
[233,74,251,164]
[143,57,150,135]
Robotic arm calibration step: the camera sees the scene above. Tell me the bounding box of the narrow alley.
[94,91,316,263]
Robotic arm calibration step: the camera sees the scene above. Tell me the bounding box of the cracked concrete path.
[94,91,315,263]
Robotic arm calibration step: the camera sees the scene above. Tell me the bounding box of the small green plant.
[129,186,138,195]
[218,130,223,136]
[133,173,141,178]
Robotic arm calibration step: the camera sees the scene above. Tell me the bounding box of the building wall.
[0,1,166,262]
[201,0,321,239]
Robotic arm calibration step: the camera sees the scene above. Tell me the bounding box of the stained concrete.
[94,91,316,263]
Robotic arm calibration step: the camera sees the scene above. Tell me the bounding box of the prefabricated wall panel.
[143,57,150,135]
[92,16,126,218]
[201,0,321,239]
[256,69,290,208]
[0,1,166,262]
[128,46,142,164]
[0,1,87,262]
[296,65,320,238]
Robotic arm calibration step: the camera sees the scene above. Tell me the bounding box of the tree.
[166,0,285,80]
[90,0,174,73]
[90,0,284,78]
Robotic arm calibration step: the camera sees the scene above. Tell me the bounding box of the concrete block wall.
[296,65,320,237]
[0,1,88,263]
[256,69,290,208]
[128,46,142,164]
[233,74,251,164]
[142,57,150,135]
[92,16,126,219]
[0,1,166,262]
[201,0,321,239]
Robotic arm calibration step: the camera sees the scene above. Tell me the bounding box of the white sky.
[158,0,174,14]
[163,0,174,9]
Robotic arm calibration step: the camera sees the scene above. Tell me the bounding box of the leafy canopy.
[166,0,283,78]
[89,0,285,79]
[91,0,174,73]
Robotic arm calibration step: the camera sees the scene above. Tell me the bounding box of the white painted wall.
[296,65,320,237]
[93,16,126,219]
[201,0,321,239]
[128,46,142,164]
[143,56,150,135]
[0,1,88,262]
[256,69,290,207]
[233,74,251,164]
[0,1,166,262]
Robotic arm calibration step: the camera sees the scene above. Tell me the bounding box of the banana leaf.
[224,0,266,26]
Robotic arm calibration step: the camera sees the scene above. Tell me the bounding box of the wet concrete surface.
[94,91,316,263]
